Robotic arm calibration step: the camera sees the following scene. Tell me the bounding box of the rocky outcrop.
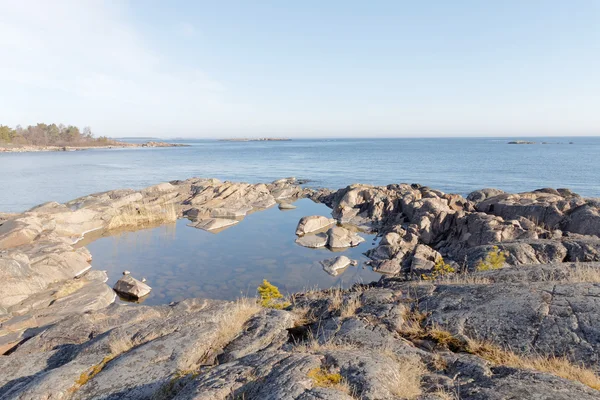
[2,276,600,399]
[0,177,307,351]
[317,184,600,274]
[2,179,600,399]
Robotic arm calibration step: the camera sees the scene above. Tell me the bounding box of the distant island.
[508,140,574,145]
[0,123,188,153]
[508,140,536,145]
[219,138,292,142]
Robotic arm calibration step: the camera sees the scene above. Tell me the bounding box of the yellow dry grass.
[432,387,459,400]
[435,273,492,285]
[397,307,600,392]
[377,355,426,399]
[212,297,261,350]
[562,263,600,283]
[329,287,344,311]
[467,339,600,391]
[294,330,360,353]
[340,295,362,319]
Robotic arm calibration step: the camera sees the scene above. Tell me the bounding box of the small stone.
[122,270,131,275]
[113,275,152,299]
[320,256,358,276]
[278,202,296,210]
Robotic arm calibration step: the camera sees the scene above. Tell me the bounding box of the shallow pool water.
[84,199,383,304]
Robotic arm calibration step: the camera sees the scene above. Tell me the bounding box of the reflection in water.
[85,199,383,305]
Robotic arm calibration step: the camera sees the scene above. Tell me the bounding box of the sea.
[1,137,599,213]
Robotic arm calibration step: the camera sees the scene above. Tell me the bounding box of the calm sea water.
[1,137,599,212]
[82,199,380,304]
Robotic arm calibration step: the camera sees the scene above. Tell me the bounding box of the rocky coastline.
[1,178,600,399]
[218,138,292,142]
[0,141,189,153]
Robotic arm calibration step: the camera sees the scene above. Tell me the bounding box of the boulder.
[563,205,600,237]
[278,202,296,210]
[320,256,358,276]
[113,275,152,299]
[295,215,336,235]
[408,244,442,273]
[326,226,365,248]
[467,188,506,203]
[295,233,328,248]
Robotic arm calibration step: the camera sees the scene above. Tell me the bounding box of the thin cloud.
[0,0,226,133]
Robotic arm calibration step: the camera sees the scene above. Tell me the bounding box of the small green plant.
[257,279,290,309]
[476,246,508,271]
[421,258,455,280]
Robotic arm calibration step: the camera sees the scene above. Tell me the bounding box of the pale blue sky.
[0,0,598,137]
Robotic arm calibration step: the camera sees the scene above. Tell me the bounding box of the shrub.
[421,258,455,280]
[257,279,290,309]
[476,246,507,271]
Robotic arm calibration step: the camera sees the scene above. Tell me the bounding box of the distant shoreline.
[218,138,292,142]
[0,141,189,153]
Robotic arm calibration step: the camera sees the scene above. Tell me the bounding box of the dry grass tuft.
[377,355,426,399]
[107,202,177,230]
[467,339,600,391]
[432,387,459,400]
[435,273,492,285]
[563,263,600,283]
[290,305,316,327]
[340,295,362,319]
[398,307,428,338]
[294,330,360,353]
[431,353,449,371]
[213,297,261,350]
[329,287,344,312]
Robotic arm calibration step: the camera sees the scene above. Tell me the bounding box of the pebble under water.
[83,199,382,305]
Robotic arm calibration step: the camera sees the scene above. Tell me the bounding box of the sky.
[0,0,598,138]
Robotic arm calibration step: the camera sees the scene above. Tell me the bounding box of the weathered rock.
[189,217,240,232]
[296,216,336,236]
[467,188,506,203]
[113,275,152,299]
[3,179,600,399]
[278,202,297,210]
[326,226,365,248]
[563,205,600,237]
[295,233,328,248]
[320,256,358,276]
[407,244,442,273]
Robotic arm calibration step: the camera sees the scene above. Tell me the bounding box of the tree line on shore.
[0,123,116,147]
